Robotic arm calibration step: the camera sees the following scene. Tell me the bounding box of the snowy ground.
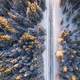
[41,0,50,80]
[42,0,54,80]
[53,0,62,80]
[42,0,61,80]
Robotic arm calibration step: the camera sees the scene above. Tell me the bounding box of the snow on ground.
[41,0,50,80]
[53,0,62,80]
[41,0,62,80]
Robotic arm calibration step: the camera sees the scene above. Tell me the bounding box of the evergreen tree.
[56,0,80,80]
[0,0,46,80]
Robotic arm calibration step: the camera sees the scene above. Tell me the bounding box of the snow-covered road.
[53,0,62,80]
[42,0,51,80]
[42,0,61,80]
[42,0,50,79]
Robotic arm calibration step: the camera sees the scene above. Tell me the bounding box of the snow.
[41,0,50,80]
[53,0,62,80]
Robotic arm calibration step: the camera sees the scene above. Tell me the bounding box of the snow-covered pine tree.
[56,0,80,80]
[0,0,46,80]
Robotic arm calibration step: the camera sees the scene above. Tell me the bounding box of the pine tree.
[56,0,80,80]
[0,0,46,80]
